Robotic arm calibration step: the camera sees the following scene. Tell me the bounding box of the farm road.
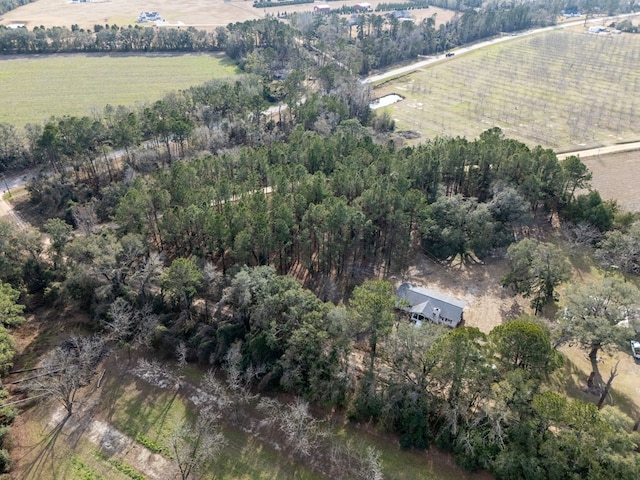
[557,141,640,160]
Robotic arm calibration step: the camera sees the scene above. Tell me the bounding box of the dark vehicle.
[445,52,455,57]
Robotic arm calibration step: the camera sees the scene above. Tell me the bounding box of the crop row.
[385,29,640,150]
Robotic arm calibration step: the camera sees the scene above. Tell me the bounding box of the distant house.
[396,283,465,328]
[137,11,163,23]
[313,4,331,12]
[354,2,372,11]
[390,10,411,19]
[588,25,607,34]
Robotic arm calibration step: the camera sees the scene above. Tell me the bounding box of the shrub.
[0,448,11,474]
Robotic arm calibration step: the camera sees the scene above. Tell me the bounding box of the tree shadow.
[19,412,70,480]
[548,355,596,404]
[499,299,523,321]
[146,388,180,443]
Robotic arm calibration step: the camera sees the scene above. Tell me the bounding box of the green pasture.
[379,28,640,151]
[15,356,485,480]
[0,53,239,127]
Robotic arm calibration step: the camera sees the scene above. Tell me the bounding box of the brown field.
[581,149,640,213]
[0,0,455,30]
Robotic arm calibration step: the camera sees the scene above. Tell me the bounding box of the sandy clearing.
[389,252,530,334]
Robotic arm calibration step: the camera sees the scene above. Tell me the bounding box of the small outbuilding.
[314,4,331,12]
[396,282,465,328]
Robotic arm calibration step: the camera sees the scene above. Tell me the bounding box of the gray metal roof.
[397,283,465,322]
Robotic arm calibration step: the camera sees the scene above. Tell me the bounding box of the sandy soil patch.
[388,252,530,334]
[48,403,176,480]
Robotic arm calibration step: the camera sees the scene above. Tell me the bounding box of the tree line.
[0,0,634,77]
[0,23,225,54]
[0,0,35,16]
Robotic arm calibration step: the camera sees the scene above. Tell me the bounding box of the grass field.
[377,25,640,152]
[9,351,490,480]
[0,53,239,127]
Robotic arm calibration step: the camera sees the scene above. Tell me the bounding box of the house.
[396,282,465,328]
[588,25,607,34]
[354,2,372,11]
[313,4,331,12]
[390,10,411,19]
[137,11,163,23]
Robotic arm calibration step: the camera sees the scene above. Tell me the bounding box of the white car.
[631,341,640,360]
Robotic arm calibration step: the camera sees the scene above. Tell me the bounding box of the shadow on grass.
[146,388,180,443]
[548,355,595,404]
[19,412,70,480]
[96,353,140,424]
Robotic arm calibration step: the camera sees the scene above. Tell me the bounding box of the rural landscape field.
[375,23,640,152]
[0,0,454,30]
[0,53,238,126]
[3,0,640,479]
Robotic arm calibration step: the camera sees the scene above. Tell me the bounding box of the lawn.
[0,53,239,127]
[8,350,491,480]
[378,26,640,152]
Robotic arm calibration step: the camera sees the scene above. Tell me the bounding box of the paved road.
[362,12,640,85]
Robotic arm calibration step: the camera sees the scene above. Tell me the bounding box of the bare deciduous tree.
[258,397,326,458]
[327,438,383,480]
[171,408,225,480]
[26,335,106,417]
[201,341,264,425]
[106,299,158,355]
[598,360,619,410]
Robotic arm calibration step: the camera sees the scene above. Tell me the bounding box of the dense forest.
[3,106,639,478]
[1,0,640,477]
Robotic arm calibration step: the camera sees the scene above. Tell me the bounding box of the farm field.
[376,25,640,152]
[0,0,454,30]
[0,52,238,126]
[581,149,640,213]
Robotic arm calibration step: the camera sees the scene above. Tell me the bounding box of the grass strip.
[93,451,145,480]
[71,456,106,480]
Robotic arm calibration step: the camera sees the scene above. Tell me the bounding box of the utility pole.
[1,174,9,195]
